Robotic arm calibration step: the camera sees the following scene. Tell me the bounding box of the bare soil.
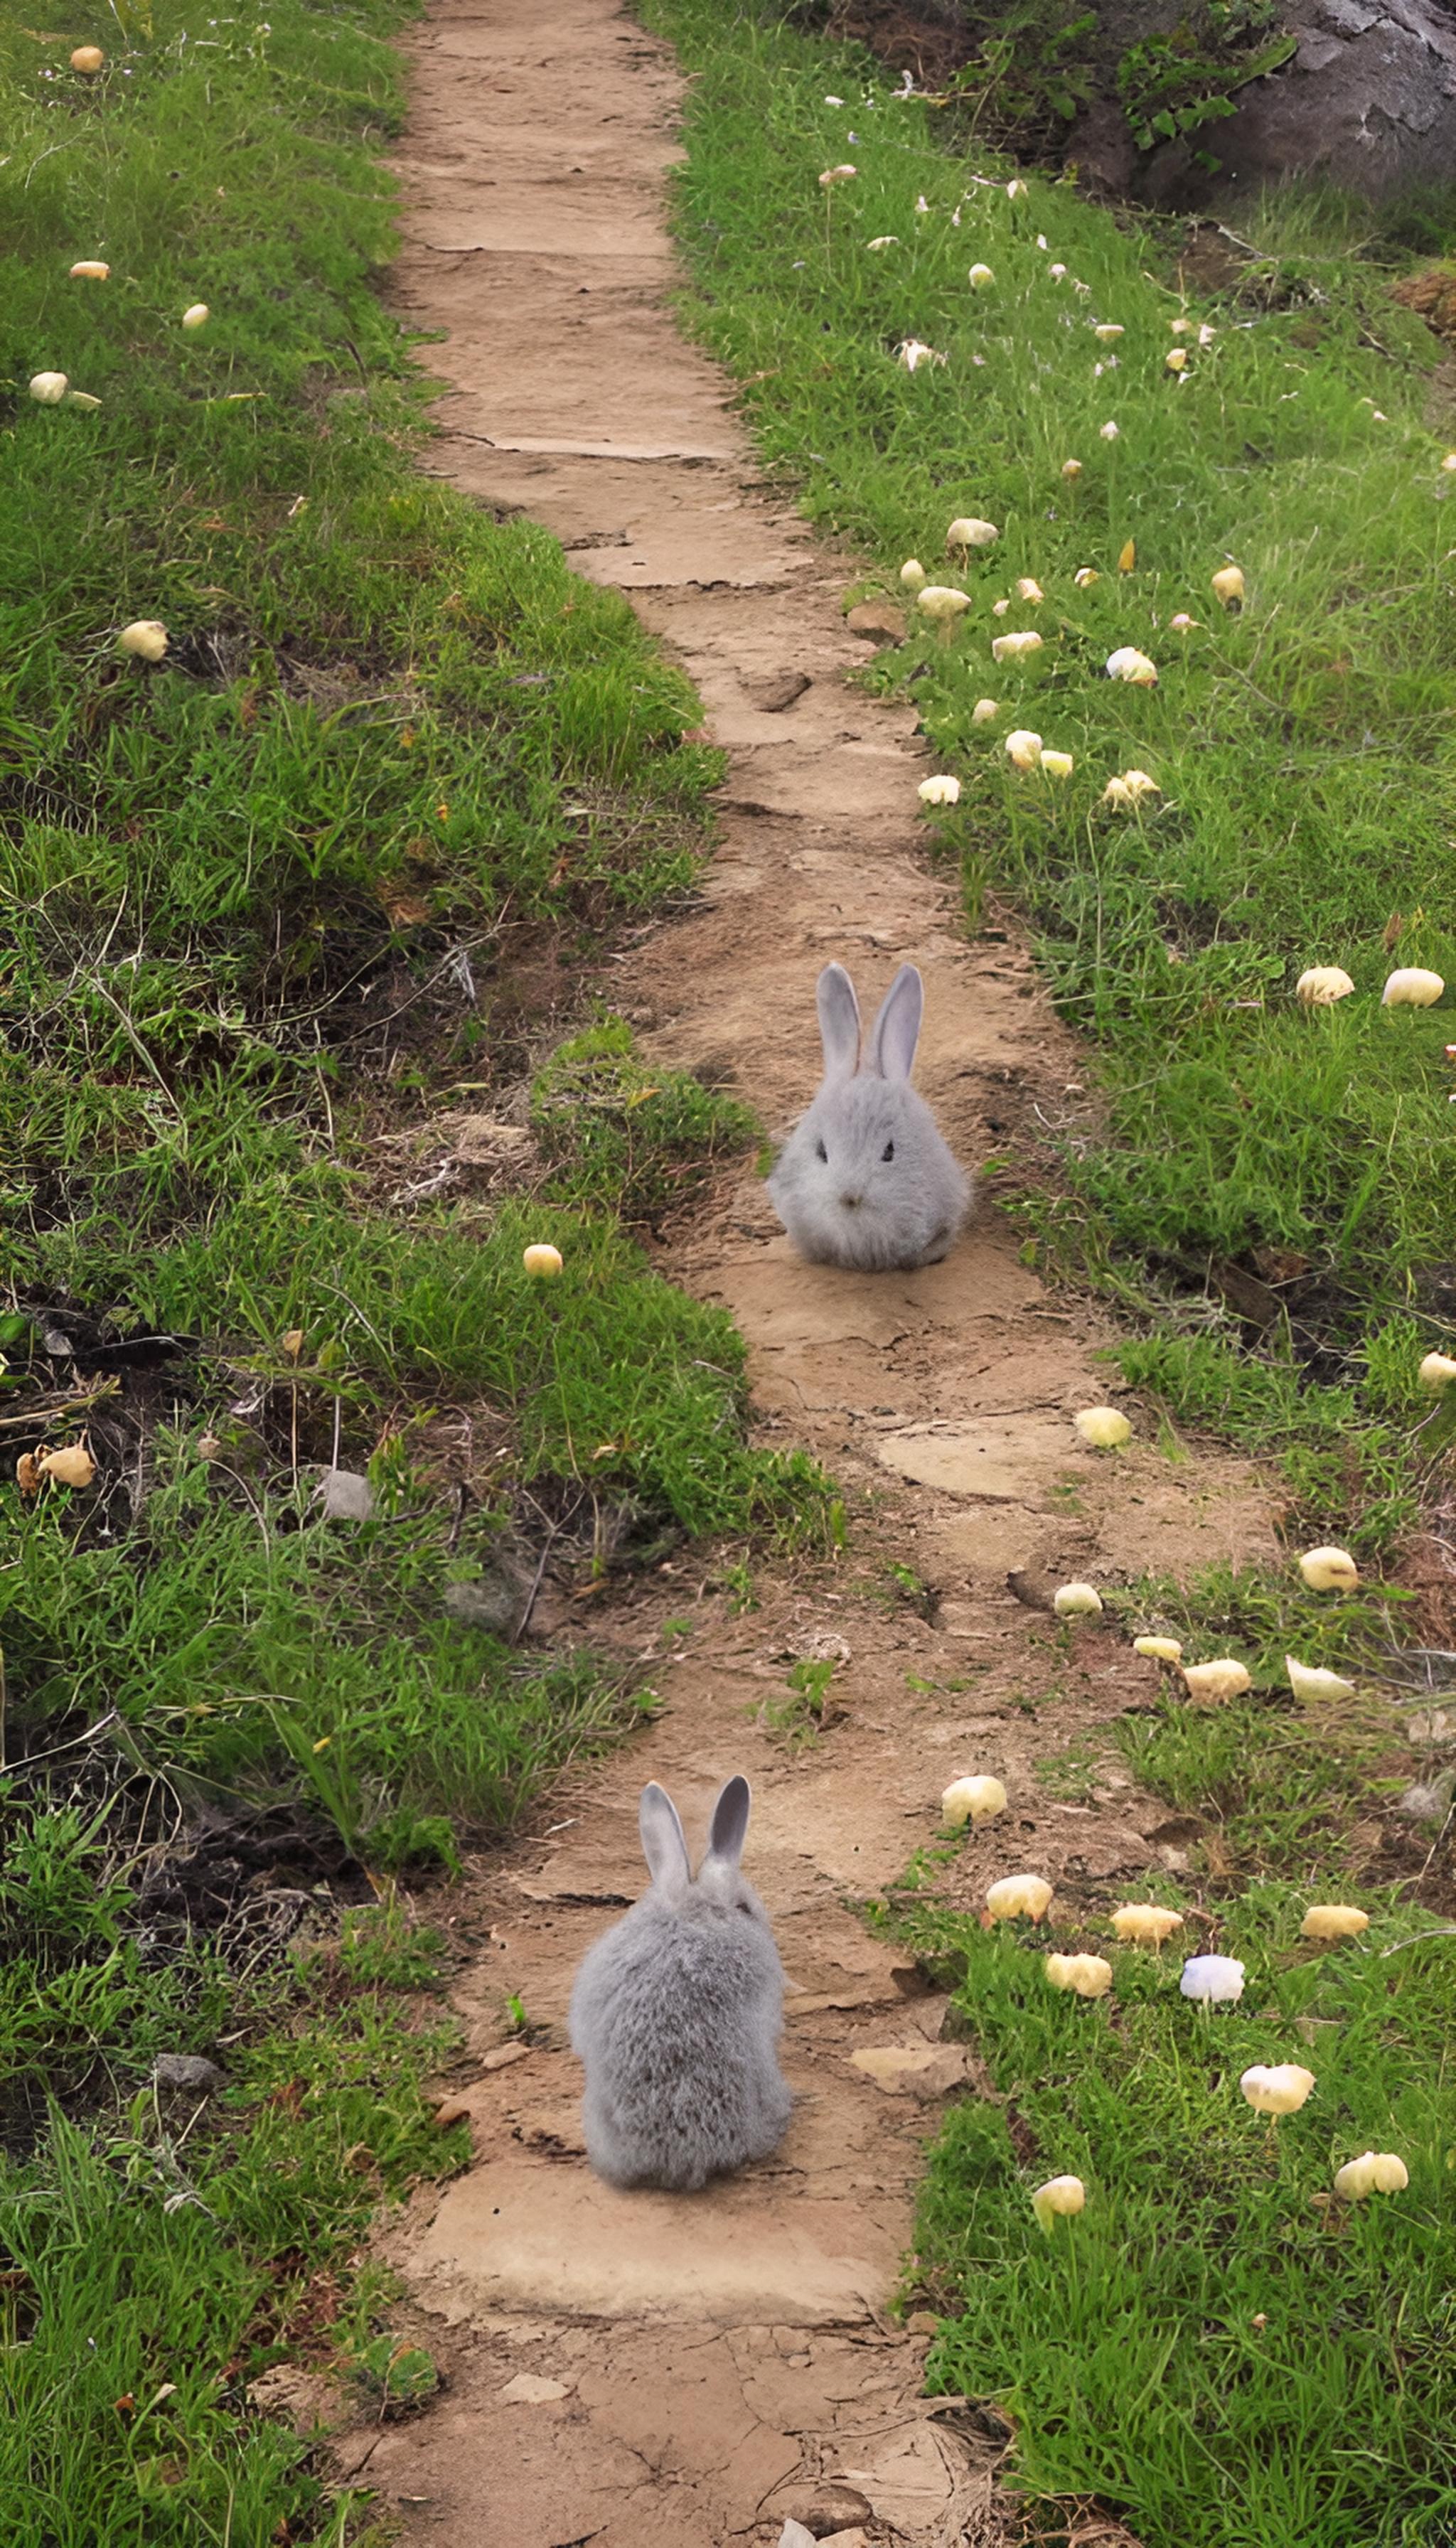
[314,6,1279,2539]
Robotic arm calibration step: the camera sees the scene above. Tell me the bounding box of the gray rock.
[443,1562,532,1639]
[1140,0,1456,205]
[154,2053,224,2093]
[314,1467,375,1523]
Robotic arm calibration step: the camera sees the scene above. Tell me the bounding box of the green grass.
[531,1012,761,1226]
[0,9,832,2537]
[642,0,1456,1455]
[0,1930,464,2548]
[891,1884,1456,2548]
[638,8,1456,2537]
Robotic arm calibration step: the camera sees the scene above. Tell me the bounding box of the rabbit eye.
[882,1140,895,1162]
[815,1138,828,1163]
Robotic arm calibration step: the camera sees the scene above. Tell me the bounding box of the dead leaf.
[280,1329,305,1361]
[1383,911,1405,951]
[16,1452,41,1496]
[1118,538,1136,572]
[845,600,907,643]
[38,1442,95,1489]
[434,2095,477,2128]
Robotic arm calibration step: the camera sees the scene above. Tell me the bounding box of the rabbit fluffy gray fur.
[568,1777,791,2192]
[768,962,970,1270]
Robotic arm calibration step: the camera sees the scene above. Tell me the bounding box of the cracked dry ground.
[307,3,1276,2541]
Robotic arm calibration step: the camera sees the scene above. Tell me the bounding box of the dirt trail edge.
[361,8,1275,2542]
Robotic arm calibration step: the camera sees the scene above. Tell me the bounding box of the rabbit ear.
[816,964,862,1082]
[703,1774,751,1870]
[639,1784,690,1891]
[868,965,924,1081]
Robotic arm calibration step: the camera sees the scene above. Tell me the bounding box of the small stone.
[850,2045,967,2097]
[314,1468,374,1523]
[778,2525,818,2548]
[845,601,906,643]
[746,670,811,712]
[154,2054,224,2093]
[774,2485,874,2540]
[498,2372,569,2404]
[906,2309,939,2335]
[443,1565,530,1638]
[818,2532,870,2548]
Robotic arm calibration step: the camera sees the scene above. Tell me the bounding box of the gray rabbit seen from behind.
[768,962,970,1271]
[568,1776,791,2193]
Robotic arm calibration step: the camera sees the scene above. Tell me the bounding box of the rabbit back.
[569,1890,791,2192]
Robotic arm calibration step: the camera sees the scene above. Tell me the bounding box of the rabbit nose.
[840,1189,862,1209]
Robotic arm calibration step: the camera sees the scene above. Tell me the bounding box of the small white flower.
[918,774,961,806]
[866,235,899,250]
[1074,1405,1130,1447]
[181,303,210,330]
[991,597,1010,616]
[896,338,946,373]
[1301,1904,1369,1941]
[1198,323,1216,347]
[1295,966,1355,1005]
[990,630,1043,663]
[1133,1635,1181,1662]
[1383,967,1445,1007]
[1418,1350,1456,1391]
[1285,1656,1356,1703]
[1167,348,1189,373]
[1099,419,1119,440]
[986,1873,1054,1922]
[900,558,926,590]
[1073,565,1098,589]
[1016,576,1044,602]
[1180,1954,1245,2005]
[1036,232,1048,250]
[824,92,845,105]
[1241,2062,1315,2117]
[1045,1953,1113,1998]
[1061,458,1083,481]
[118,620,168,661]
[29,372,69,405]
[968,262,995,289]
[916,583,973,621]
[1102,769,1160,810]
[1170,317,1192,335]
[523,1243,564,1279]
[1106,646,1157,685]
[1039,748,1074,780]
[818,164,857,186]
[1094,323,1123,342]
[1169,612,1200,631]
[1211,564,1245,609]
[1004,727,1044,771]
[1048,262,1068,281]
[971,697,999,724]
[1110,1902,1184,1944]
[1180,1658,1252,1705]
[1299,1546,1359,1592]
[946,515,1000,550]
[1032,2174,1085,2230]
[1006,178,1029,201]
[1441,452,1456,473]
[69,260,109,280]
[1053,1580,1102,1615]
[941,1774,1007,1829]
[1334,2150,1408,2199]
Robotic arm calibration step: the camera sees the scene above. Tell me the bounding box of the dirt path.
[353,8,1276,2542]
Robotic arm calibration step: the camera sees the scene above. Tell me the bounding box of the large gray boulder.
[1118,0,1456,205]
